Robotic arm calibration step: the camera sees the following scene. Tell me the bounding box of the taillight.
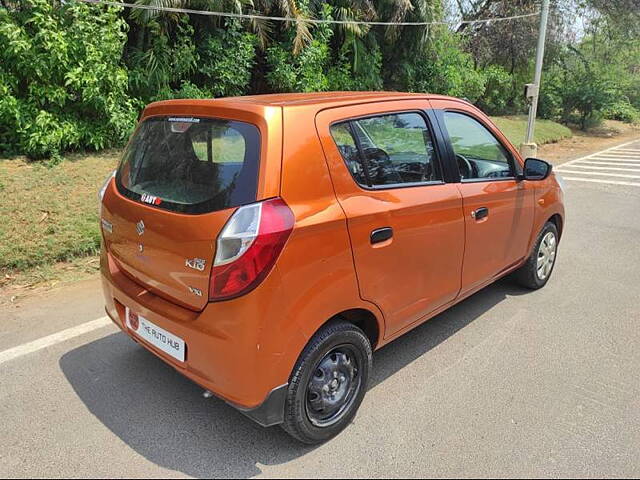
[98,170,116,201]
[98,170,116,211]
[209,198,294,301]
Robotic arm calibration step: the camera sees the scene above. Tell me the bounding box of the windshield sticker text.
[141,193,162,206]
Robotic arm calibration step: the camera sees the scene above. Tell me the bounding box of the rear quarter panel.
[264,104,385,386]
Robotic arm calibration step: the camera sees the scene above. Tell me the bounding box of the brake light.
[98,170,116,214]
[209,198,294,301]
[98,170,116,202]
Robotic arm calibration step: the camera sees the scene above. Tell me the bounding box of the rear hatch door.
[102,115,262,311]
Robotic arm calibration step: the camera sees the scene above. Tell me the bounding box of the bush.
[538,69,564,122]
[127,16,198,102]
[265,36,332,92]
[476,65,514,115]
[169,81,213,100]
[394,29,486,102]
[196,22,257,98]
[327,42,384,91]
[0,0,137,159]
[540,49,617,130]
[603,100,640,124]
[265,5,334,93]
[266,33,332,92]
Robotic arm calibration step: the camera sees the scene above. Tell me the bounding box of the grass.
[0,115,572,288]
[490,115,572,146]
[0,151,119,275]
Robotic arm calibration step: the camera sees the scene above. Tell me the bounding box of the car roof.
[223,91,430,106]
[145,91,466,116]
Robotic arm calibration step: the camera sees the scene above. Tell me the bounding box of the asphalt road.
[1,141,640,478]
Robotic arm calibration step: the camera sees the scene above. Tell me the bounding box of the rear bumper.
[101,249,294,426]
[104,306,288,427]
[232,384,288,427]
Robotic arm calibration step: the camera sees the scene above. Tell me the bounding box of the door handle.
[370,227,393,244]
[471,207,489,220]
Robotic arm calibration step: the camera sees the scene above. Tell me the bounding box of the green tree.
[392,27,486,102]
[0,0,136,159]
[541,48,617,129]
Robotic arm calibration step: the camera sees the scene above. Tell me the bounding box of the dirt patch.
[539,120,640,165]
[0,256,100,307]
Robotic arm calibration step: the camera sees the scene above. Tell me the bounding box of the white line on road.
[561,177,640,187]
[594,157,640,161]
[558,170,640,179]
[595,152,640,156]
[0,316,112,366]
[558,139,640,169]
[582,159,640,165]
[588,156,640,161]
[559,165,640,172]
[577,163,640,169]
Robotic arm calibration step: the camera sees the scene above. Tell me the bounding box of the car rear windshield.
[116,116,261,214]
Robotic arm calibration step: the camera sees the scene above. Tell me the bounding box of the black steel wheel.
[305,345,362,428]
[282,320,372,444]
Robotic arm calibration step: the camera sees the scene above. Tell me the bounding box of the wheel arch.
[333,308,381,350]
[298,306,383,354]
[548,213,564,239]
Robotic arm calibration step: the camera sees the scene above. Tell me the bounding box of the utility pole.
[521,0,551,159]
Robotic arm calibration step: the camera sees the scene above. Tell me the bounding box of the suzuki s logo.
[136,220,145,236]
[141,193,162,206]
[185,258,206,271]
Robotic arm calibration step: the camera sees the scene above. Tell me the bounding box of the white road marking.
[557,139,640,169]
[578,162,640,168]
[588,156,640,161]
[565,165,640,172]
[582,159,640,165]
[595,151,640,156]
[559,170,640,179]
[0,316,113,366]
[556,140,640,187]
[595,157,640,162]
[561,177,640,187]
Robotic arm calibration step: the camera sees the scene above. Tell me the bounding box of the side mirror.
[522,158,552,181]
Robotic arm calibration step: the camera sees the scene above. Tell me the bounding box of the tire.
[514,221,559,289]
[281,320,372,444]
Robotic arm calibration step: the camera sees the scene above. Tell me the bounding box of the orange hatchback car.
[99,92,565,444]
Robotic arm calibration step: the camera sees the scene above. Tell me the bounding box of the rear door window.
[330,112,442,188]
[116,117,260,214]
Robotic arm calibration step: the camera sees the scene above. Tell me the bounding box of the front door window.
[443,112,514,181]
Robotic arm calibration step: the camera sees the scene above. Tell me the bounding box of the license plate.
[125,307,186,362]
